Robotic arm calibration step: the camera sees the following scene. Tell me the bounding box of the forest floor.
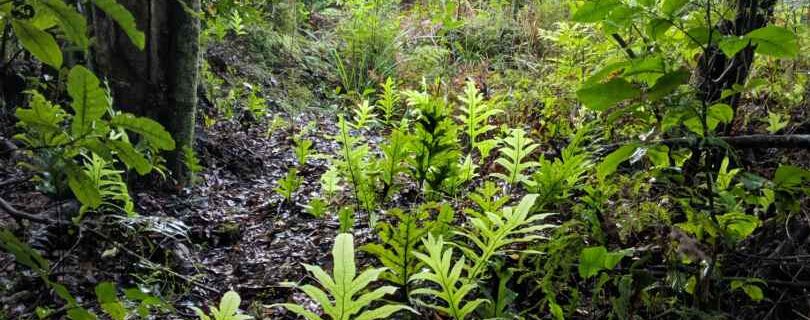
[0,109,373,319]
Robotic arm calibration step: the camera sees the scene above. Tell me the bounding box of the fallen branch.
[0,196,65,225]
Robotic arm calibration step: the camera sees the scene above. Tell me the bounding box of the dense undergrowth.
[1,0,809,319]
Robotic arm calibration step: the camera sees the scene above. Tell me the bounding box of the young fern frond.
[491,128,539,188]
[466,181,511,216]
[409,234,489,320]
[526,127,593,209]
[81,154,135,218]
[274,168,303,204]
[456,194,556,279]
[456,80,501,153]
[376,77,400,125]
[273,233,415,320]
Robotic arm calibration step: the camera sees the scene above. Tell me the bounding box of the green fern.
[525,139,592,210]
[183,145,203,185]
[457,80,501,153]
[466,181,511,215]
[293,136,314,166]
[334,116,376,215]
[403,89,461,197]
[191,290,252,320]
[361,204,453,298]
[80,153,135,219]
[491,128,539,188]
[410,234,489,320]
[377,129,411,199]
[273,233,415,320]
[376,77,401,125]
[275,168,303,204]
[352,100,378,130]
[457,194,556,279]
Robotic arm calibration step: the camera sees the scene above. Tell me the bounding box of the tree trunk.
[92,0,200,186]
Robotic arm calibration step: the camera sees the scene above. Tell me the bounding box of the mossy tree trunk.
[92,0,200,187]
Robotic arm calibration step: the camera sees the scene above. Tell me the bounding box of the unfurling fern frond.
[491,128,539,188]
[273,233,416,320]
[376,77,401,126]
[410,234,489,320]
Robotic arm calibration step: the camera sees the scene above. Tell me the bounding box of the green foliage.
[351,100,378,130]
[293,136,314,166]
[2,0,144,70]
[191,290,253,320]
[467,181,510,214]
[183,146,204,185]
[361,204,453,296]
[457,194,556,279]
[404,89,461,197]
[376,77,401,125]
[273,233,415,320]
[334,116,376,214]
[410,234,488,320]
[491,128,539,188]
[335,0,400,93]
[275,168,303,204]
[377,129,411,199]
[79,154,135,219]
[577,246,627,279]
[456,80,501,152]
[526,130,592,208]
[320,167,343,202]
[14,66,174,212]
[305,198,328,218]
[338,207,356,233]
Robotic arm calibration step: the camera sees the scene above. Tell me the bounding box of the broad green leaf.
[708,103,734,124]
[773,165,809,189]
[110,114,176,150]
[577,78,641,111]
[92,0,146,49]
[67,308,98,320]
[108,140,152,175]
[717,212,760,241]
[661,0,689,16]
[597,144,638,180]
[66,162,102,209]
[38,0,89,50]
[271,304,322,320]
[746,26,799,58]
[579,246,607,278]
[647,69,689,100]
[15,91,65,131]
[11,20,62,68]
[646,144,670,168]
[572,0,621,23]
[718,36,750,57]
[68,66,109,136]
[742,284,764,302]
[217,290,242,319]
[647,18,673,40]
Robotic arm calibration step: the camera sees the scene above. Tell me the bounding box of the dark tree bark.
[92,0,200,186]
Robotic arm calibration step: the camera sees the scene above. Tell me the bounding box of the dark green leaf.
[718,36,750,57]
[662,0,689,16]
[647,69,689,100]
[108,140,152,175]
[577,78,641,111]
